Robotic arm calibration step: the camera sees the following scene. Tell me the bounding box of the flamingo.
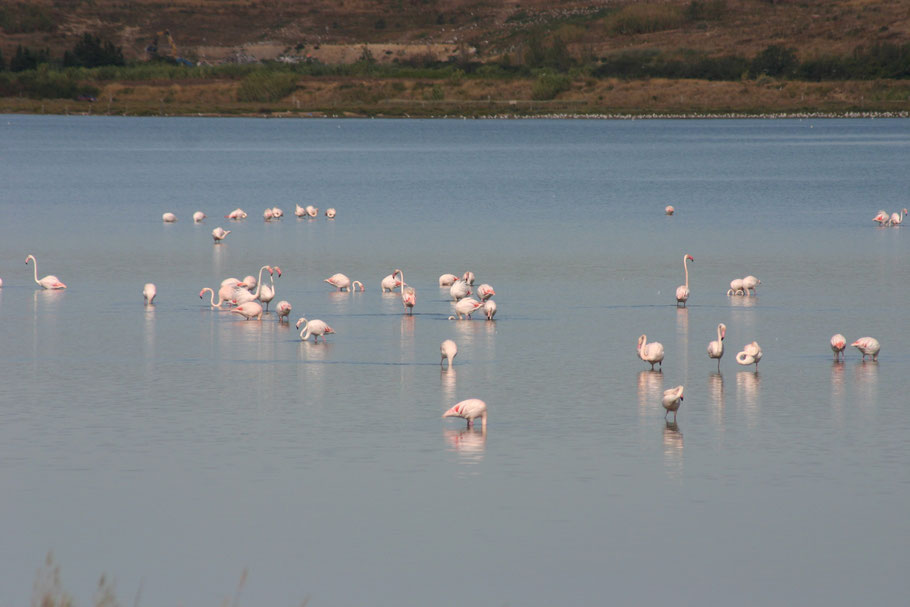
[393,269,416,314]
[0,277,3,287]
[890,208,908,226]
[232,265,273,305]
[225,208,247,220]
[143,283,156,305]
[449,297,483,320]
[193,211,206,222]
[380,273,402,292]
[441,339,457,367]
[272,207,283,219]
[231,301,263,320]
[438,273,458,287]
[306,205,318,218]
[665,205,675,215]
[462,271,475,285]
[325,208,336,219]
[296,317,335,342]
[727,278,744,296]
[25,255,66,289]
[162,212,176,222]
[873,210,889,225]
[830,333,846,361]
[637,334,664,370]
[736,341,763,370]
[450,279,471,302]
[324,273,362,291]
[662,386,684,421]
[276,300,292,322]
[483,299,497,320]
[295,204,306,218]
[476,284,495,301]
[707,323,726,371]
[259,266,280,311]
[743,275,760,296]
[676,254,694,307]
[212,227,231,243]
[263,208,275,221]
[443,398,487,429]
[199,287,229,308]
[851,337,880,361]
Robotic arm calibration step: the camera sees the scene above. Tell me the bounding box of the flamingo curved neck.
[251,265,270,298]
[683,255,690,290]
[27,255,39,284]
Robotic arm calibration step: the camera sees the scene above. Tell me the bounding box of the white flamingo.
[707,323,726,371]
[450,279,472,302]
[306,205,318,218]
[873,210,889,225]
[727,278,744,296]
[295,204,306,218]
[142,283,156,305]
[830,333,846,361]
[276,300,292,322]
[637,334,664,370]
[676,254,694,307]
[324,273,362,291]
[162,212,177,222]
[476,284,495,301]
[297,317,335,342]
[851,337,880,361]
[232,265,273,305]
[441,339,457,368]
[438,273,458,287]
[231,301,263,320]
[483,299,497,320]
[443,398,487,429]
[462,271,475,285]
[393,269,415,314]
[662,386,684,421]
[259,266,280,311]
[380,273,402,292]
[325,208,336,219]
[736,341,763,370]
[742,275,761,296]
[263,208,275,221]
[890,208,908,226]
[225,208,247,220]
[25,255,66,289]
[449,297,483,320]
[193,211,206,222]
[212,227,231,243]
[271,207,283,219]
[199,287,229,308]
[665,205,675,215]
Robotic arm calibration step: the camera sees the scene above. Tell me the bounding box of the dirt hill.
[2,0,909,66]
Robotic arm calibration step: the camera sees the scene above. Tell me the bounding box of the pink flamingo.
[449,297,483,320]
[162,212,177,222]
[707,323,726,371]
[873,210,889,225]
[637,334,664,370]
[297,317,335,342]
[225,208,247,220]
[259,266,281,311]
[851,337,880,361]
[662,386,684,421]
[295,204,306,217]
[263,208,275,222]
[276,300,292,322]
[676,254,694,307]
[25,255,66,289]
[325,208,337,219]
[830,334,846,361]
[742,275,761,296]
[381,273,402,292]
[736,341,763,370]
[438,273,458,287]
[324,273,363,291]
[193,211,206,222]
[449,279,471,301]
[212,227,231,243]
[199,287,229,308]
[665,205,675,215]
[232,266,273,305]
[727,278,744,296]
[462,271,475,285]
[483,299,497,320]
[143,283,156,305]
[476,284,495,301]
[441,339,457,367]
[231,301,263,320]
[890,208,908,226]
[443,398,487,429]
[393,269,416,314]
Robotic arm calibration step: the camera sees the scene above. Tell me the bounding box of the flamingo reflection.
[444,428,486,464]
[663,420,684,479]
[440,368,457,400]
[708,372,725,426]
[637,370,663,414]
[736,371,760,425]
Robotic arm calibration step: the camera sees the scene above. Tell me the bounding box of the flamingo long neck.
[298,319,309,340]
[28,256,39,284]
[203,288,217,306]
[352,280,363,291]
[683,256,690,290]
[252,265,270,298]
[716,324,723,345]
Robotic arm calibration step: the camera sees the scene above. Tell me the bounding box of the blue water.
[1,115,909,606]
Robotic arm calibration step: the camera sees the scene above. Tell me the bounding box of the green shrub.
[236,71,298,102]
[531,73,571,100]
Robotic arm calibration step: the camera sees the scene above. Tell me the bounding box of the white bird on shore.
[441,339,457,368]
[637,334,664,371]
[830,333,846,361]
[443,398,487,429]
[142,283,156,304]
[851,336,880,361]
[662,386,684,421]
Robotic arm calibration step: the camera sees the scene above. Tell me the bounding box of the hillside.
[3,0,909,67]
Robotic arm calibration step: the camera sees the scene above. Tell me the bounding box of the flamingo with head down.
[443,398,487,429]
[742,275,760,296]
[449,297,483,320]
[851,337,880,361]
[483,299,497,320]
[231,301,263,320]
[225,208,247,220]
[438,273,458,287]
[462,271,475,285]
[727,278,744,296]
[324,273,362,292]
[212,227,231,243]
[200,287,229,308]
[162,212,177,222]
[325,208,336,219]
[441,339,457,368]
[297,317,335,342]
[450,279,471,302]
[193,211,206,222]
[25,255,66,290]
[143,283,156,305]
[830,334,846,361]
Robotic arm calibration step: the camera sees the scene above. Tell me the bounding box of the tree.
[10,45,48,72]
[0,48,5,72]
[750,45,797,78]
[63,33,125,68]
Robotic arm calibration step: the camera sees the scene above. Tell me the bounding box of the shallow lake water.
[1,115,909,606]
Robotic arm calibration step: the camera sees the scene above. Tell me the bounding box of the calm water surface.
[1,116,909,606]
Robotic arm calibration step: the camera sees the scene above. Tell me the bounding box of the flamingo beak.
[275,267,282,277]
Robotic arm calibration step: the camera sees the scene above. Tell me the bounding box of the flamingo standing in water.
[295,204,306,217]
[143,283,157,305]
[193,211,206,222]
[259,266,280,311]
[393,269,416,314]
[676,254,694,307]
[873,210,889,225]
[443,398,487,429]
[727,278,744,296]
[830,333,846,361]
[449,297,483,320]
[743,275,761,296]
[199,287,230,308]
[212,227,231,243]
[438,273,458,287]
[476,284,495,301]
[637,334,664,370]
[275,300,292,322]
[232,301,263,320]
[665,205,675,215]
[450,279,471,302]
[483,299,497,320]
[736,341,763,370]
[225,208,247,220]
[263,208,275,222]
[296,317,335,342]
[271,207,283,219]
[162,212,177,222]
[306,205,318,218]
[325,208,336,219]
[232,265,273,305]
[380,273,402,292]
[851,337,880,361]
[462,271,476,285]
[324,273,362,291]
[441,339,457,367]
[890,208,908,226]
[707,323,726,371]
[25,255,66,289]
[662,386,684,421]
